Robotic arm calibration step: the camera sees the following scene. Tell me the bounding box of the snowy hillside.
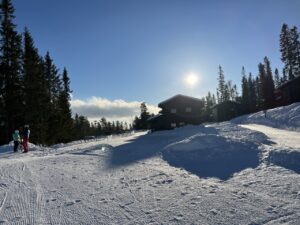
[233,102,300,131]
[0,104,300,224]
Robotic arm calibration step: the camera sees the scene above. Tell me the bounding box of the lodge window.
[186,107,192,112]
[171,108,177,113]
[171,123,176,128]
[179,122,185,126]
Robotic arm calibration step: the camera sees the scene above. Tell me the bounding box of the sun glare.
[184,73,199,87]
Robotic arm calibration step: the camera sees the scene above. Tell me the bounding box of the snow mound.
[0,141,44,154]
[165,133,225,151]
[232,102,300,131]
[163,131,260,180]
[268,148,300,173]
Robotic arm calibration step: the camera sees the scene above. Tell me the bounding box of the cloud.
[70,96,160,123]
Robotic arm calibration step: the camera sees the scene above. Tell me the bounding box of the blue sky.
[13,0,300,121]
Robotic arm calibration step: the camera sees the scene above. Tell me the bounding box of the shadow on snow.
[268,150,300,174]
[107,125,261,181]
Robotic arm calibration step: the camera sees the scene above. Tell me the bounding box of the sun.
[184,73,199,87]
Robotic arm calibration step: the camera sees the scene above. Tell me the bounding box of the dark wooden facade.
[275,76,300,106]
[148,95,204,131]
[212,101,242,122]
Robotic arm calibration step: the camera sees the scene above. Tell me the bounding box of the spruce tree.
[280,24,292,80]
[280,24,300,80]
[0,0,24,144]
[139,102,150,129]
[290,26,300,77]
[274,68,281,88]
[23,28,50,144]
[263,57,275,108]
[57,67,73,142]
[248,73,257,113]
[241,66,250,113]
[217,65,225,103]
[44,52,62,144]
[257,63,266,110]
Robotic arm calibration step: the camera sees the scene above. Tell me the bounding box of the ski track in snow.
[0,121,299,224]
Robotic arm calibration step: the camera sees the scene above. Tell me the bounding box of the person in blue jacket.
[12,130,21,152]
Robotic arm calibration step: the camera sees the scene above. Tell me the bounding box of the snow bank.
[163,125,261,180]
[268,148,300,173]
[232,102,300,131]
[0,141,44,154]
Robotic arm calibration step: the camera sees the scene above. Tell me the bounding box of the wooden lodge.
[148,94,204,131]
[275,75,300,106]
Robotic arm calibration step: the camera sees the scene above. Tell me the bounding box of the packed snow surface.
[233,102,300,131]
[241,124,300,149]
[0,103,300,224]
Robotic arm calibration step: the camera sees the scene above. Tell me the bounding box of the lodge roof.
[158,94,203,107]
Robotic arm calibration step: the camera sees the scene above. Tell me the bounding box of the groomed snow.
[0,103,299,224]
[233,102,300,131]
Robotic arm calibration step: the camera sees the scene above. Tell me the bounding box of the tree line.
[74,114,133,139]
[201,23,300,120]
[0,0,136,145]
[0,0,75,145]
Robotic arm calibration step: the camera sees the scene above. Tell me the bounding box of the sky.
[13,0,300,122]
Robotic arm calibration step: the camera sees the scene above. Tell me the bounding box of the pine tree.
[217,65,225,103]
[280,24,300,80]
[274,68,281,88]
[0,0,24,144]
[263,57,275,108]
[44,52,62,144]
[23,27,50,144]
[257,63,266,110]
[290,26,300,77]
[248,73,257,113]
[57,67,73,142]
[280,24,293,80]
[139,102,150,129]
[241,66,250,113]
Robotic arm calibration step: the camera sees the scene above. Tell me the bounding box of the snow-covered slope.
[232,102,300,131]
[0,104,299,224]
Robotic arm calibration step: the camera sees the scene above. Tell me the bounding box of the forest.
[1,0,299,145]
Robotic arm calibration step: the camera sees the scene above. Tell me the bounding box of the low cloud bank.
[71,96,160,123]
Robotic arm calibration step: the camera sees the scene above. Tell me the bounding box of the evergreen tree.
[280,24,300,80]
[248,73,257,112]
[0,0,24,144]
[57,67,73,142]
[282,70,287,83]
[202,91,215,121]
[139,102,150,129]
[280,24,293,80]
[217,65,225,103]
[274,68,281,88]
[133,102,151,130]
[23,27,50,144]
[257,63,266,110]
[263,57,275,108]
[290,26,300,77]
[43,52,62,144]
[241,66,250,113]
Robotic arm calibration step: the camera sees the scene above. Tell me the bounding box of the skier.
[22,125,30,153]
[12,130,21,152]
